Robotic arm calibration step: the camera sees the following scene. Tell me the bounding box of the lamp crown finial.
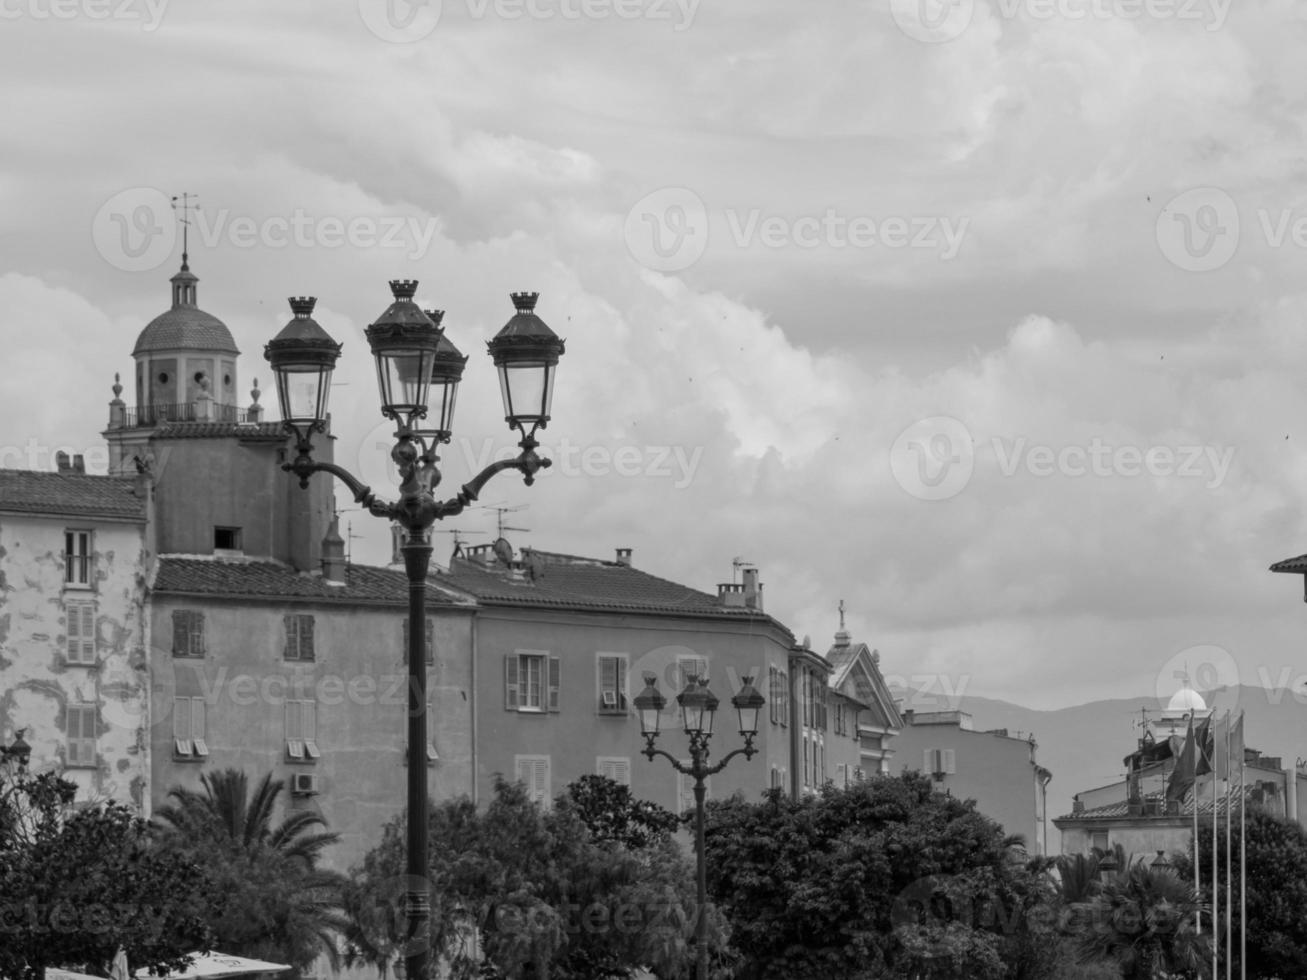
[424,309,446,327]
[289,296,317,317]
[389,279,420,301]
[511,291,539,312]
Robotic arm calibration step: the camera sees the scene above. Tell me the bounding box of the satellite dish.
[492,537,514,565]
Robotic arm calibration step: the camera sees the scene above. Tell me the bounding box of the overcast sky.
[4,0,1307,710]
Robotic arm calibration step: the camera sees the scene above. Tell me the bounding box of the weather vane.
[170,192,198,268]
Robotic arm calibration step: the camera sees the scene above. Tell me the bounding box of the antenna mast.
[170,192,198,268]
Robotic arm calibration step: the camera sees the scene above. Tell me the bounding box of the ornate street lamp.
[265,282,565,980]
[1098,849,1119,884]
[1151,849,1171,872]
[635,672,764,980]
[0,729,30,769]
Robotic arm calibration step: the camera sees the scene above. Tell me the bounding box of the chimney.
[72,454,86,474]
[322,516,347,585]
[717,583,746,607]
[55,451,72,473]
[615,547,633,566]
[742,567,763,611]
[390,524,405,566]
[1071,797,1084,814]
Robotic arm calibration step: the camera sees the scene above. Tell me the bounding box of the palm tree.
[1071,861,1211,980]
[154,769,345,974]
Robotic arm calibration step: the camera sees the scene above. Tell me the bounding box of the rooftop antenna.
[731,556,754,585]
[432,528,485,559]
[485,503,530,538]
[336,506,365,565]
[838,599,846,631]
[170,192,198,269]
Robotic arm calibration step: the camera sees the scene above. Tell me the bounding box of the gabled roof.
[825,637,903,730]
[1270,553,1307,573]
[0,469,147,522]
[438,548,792,630]
[153,555,472,608]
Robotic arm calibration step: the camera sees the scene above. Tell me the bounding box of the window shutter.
[616,657,627,707]
[942,748,956,774]
[548,656,561,712]
[302,616,314,659]
[505,655,519,710]
[79,604,95,661]
[535,758,550,802]
[600,656,617,708]
[173,610,187,656]
[924,748,936,772]
[283,615,294,659]
[191,698,206,739]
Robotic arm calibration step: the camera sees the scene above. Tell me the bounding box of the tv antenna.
[432,528,485,559]
[483,503,531,538]
[336,507,366,564]
[731,556,754,584]
[170,192,199,268]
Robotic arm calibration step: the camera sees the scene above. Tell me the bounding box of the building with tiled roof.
[0,457,152,811]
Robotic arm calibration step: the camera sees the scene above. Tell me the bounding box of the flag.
[1213,712,1230,781]
[1194,715,1214,775]
[1228,712,1244,777]
[1167,712,1197,802]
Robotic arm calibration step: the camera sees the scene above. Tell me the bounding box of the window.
[1091,831,1109,852]
[213,526,242,551]
[597,655,628,714]
[402,618,435,666]
[66,705,96,767]
[769,666,788,727]
[173,697,207,758]
[515,755,551,806]
[678,768,710,815]
[172,610,205,658]
[286,699,318,761]
[504,652,560,712]
[675,655,708,691]
[284,614,315,662]
[924,748,956,776]
[770,766,782,789]
[596,756,631,785]
[65,600,96,665]
[64,530,92,588]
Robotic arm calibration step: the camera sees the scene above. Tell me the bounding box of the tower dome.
[129,260,240,414]
[1166,683,1207,713]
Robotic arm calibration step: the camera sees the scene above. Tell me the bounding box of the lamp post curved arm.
[639,735,758,779]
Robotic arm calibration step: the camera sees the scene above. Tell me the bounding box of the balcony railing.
[117,403,258,428]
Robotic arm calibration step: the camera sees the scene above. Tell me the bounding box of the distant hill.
[888,685,1307,852]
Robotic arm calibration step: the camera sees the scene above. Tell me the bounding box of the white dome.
[1167,686,1207,712]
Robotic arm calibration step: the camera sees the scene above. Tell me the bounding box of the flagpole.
[1239,721,1246,980]
[1189,712,1201,937]
[1211,711,1221,980]
[1225,717,1232,980]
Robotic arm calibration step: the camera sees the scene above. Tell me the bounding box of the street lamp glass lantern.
[486,292,565,435]
[416,310,468,444]
[264,297,342,433]
[633,673,666,737]
[2,729,30,768]
[365,280,442,425]
[677,676,719,736]
[731,676,766,737]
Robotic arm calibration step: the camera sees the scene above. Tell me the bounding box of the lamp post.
[1098,849,1119,885]
[264,282,564,980]
[633,672,765,980]
[0,730,30,770]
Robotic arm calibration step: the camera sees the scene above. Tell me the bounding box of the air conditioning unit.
[291,772,321,796]
[601,690,618,708]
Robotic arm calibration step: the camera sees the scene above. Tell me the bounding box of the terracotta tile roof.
[154,556,470,608]
[1057,785,1261,823]
[0,469,147,522]
[153,421,287,441]
[439,548,790,627]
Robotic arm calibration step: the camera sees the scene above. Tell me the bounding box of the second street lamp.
[634,672,765,980]
[265,281,565,980]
